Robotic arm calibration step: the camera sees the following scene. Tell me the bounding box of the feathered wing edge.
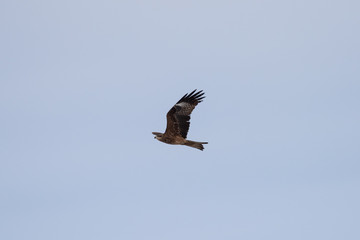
[177,89,205,104]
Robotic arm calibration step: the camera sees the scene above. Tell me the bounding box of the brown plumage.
[152,89,208,151]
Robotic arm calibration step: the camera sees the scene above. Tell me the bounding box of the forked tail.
[184,140,208,151]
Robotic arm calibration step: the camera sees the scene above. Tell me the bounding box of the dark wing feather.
[164,90,205,139]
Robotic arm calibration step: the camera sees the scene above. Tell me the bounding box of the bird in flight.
[152,89,208,151]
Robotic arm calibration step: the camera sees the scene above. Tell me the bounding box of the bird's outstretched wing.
[164,90,205,139]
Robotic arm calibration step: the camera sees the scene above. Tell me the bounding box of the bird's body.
[152,89,208,151]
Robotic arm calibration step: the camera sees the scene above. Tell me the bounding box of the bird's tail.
[184,140,208,151]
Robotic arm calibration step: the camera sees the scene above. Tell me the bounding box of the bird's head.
[152,132,163,140]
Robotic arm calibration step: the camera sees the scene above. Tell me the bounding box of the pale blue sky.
[1,1,360,239]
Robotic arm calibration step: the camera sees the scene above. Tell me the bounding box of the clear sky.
[1,1,360,239]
